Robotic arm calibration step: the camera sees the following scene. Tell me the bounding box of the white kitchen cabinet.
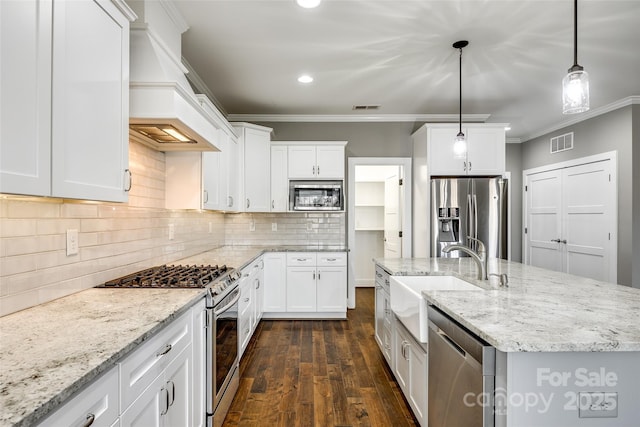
[393,319,428,427]
[270,145,289,212]
[36,367,119,427]
[120,309,192,412]
[421,124,506,176]
[374,265,393,366]
[287,142,346,179]
[0,0,135,202]
[286,266,317,312]
[239,258,264,357]
[284,252,347,315]
[233,123,272,212]
[120,345,192,427]
[263,253,287,312]
[225,131,240,211]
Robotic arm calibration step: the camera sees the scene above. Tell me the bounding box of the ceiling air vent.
[352,105,381,111]
[550,132,574,153]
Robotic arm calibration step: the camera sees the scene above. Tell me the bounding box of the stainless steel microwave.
[289,180,344,211]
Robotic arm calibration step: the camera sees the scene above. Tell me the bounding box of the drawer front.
[375,265,390,291]
[120,309,192,411]
[381,325,392,364]
[38,367,119,427]
[316,252,347,266]
[286,252,316,266]
[238,281,252,316]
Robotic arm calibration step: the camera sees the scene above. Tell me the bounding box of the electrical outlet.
[306,221,313,231]
[66,229,79,256]
[249,220,255,232]
[169,224,175,240]
[272,222,277,231]
[208,222,213,233]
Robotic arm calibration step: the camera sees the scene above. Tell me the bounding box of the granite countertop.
[373,257,640,353]
[0,244,347,427]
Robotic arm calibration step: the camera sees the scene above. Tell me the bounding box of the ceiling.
[173,0,640,141]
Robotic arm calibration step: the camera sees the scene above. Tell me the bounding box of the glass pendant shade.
[562,69,590,114]
[453,132,467,159]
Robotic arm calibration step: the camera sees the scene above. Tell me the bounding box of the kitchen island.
[0,244,346,427]
[374,257,640,426]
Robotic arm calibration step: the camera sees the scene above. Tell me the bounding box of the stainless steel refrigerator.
[431,177,508,259]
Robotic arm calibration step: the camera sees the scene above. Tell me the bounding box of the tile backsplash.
[0,141,345,316]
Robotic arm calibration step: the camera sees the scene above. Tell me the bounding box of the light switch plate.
[272,222,277,231]
[249,220,255,232]
[168,224,175,240]
[66,229,79,256]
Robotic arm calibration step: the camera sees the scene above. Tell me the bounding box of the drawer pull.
[244,297,250,303]
[156,344,172,357]
[376,272,383,278]
[82,413,95,427]
[326,258,337,261]
[296,258,308,262]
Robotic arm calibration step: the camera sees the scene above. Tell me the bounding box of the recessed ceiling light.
[296,0,321,8]
[505,126,511,131]
[297,74,314,84]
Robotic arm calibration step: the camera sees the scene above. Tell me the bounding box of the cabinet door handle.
[230,196,234,207]
[124,169,132,192]
[255,278,260,289]
[272,200,275,209]
[246,199,250,209]
[160,387,169,415]
[168,380,176,407]
[312,166,316,175]
[313,271,316,280]
[376,272,383,278]
[318,271,321,280]
[81,413,95,427]
[560,239,567,244]
[156,344,172,357]
[244,297,250,303]
[203,190,209,203]
[317,166,320,175]
[463,161,467,172]
[468,161,472,171]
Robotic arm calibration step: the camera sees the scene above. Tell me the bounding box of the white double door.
[524,158,616,282]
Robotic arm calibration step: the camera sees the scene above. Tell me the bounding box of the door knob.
[551,238,561,243]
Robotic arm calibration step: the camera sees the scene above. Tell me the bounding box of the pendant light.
[562,0,589,114]
[453,40,468,159]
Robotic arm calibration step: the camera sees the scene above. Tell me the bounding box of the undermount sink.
[390,275,482,343]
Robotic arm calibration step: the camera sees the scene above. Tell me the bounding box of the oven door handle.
[214,291,241,316]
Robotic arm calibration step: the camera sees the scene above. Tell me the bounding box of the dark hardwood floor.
[223,288,418,427]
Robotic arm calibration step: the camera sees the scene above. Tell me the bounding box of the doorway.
[523,151,617,283]
[347,158,412,308]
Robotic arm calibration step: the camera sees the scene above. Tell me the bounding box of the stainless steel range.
[98,264,241,427]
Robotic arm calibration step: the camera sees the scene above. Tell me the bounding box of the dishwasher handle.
[437,329,466,357]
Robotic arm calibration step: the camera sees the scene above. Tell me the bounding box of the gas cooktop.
[98,264,230,289]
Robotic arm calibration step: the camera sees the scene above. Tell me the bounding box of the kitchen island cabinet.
[373,257,640,426]
[0,0,136,202]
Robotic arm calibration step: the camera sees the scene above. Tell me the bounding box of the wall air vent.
[352,105,381,110]
[550,132,574,153]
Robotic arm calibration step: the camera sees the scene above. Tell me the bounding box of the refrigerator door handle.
[473,194,478,241]
[466,194,473,249]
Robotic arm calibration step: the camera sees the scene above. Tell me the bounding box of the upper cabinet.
[270,144,288,212]
[420,124,506,176]
[0,0,136,202]
[233,123,272,212]
[287,142,346,179]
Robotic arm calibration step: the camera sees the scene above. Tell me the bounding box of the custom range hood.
[128,0,219,151]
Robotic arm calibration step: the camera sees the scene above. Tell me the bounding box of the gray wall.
[255,121,414,157]
[521,106,634,286]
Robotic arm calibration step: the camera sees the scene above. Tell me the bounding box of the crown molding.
[158,0,189,34]
[182,58,228,117]
[226,113,491,123]
[521,96,640,142]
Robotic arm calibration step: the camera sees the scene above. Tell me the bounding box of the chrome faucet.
[442,237,488,280]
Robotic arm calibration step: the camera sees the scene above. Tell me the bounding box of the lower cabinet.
[393,314,428,427]
[37,301,205,427]
[283,252,347,316]
[36,367,119,427]
[239,258,264,358]
[263,252,287,312]
[120,344,192,427]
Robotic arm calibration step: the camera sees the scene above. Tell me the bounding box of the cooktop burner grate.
[99,264,228,289]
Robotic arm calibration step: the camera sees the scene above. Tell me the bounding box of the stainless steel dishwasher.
[428,305,496,427]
